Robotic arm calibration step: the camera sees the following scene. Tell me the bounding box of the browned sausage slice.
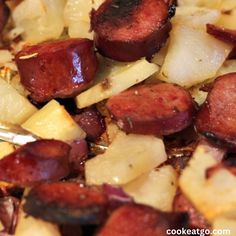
[207,24,236,45]
[91,0,172,62]
[24,182,108,225]
[0,0,9,34]
[15,39,98,102]
[196,73,236,151]
[96,204,188,236]
[0,140,71,186]
[106,83,195,135]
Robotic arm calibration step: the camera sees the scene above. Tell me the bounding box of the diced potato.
[123,165,177,212]
[0,78,37,124]
[189,84,208,105]
[76,59,159,108]
[179,145,236,222]
[177,0,203,6]
[151,43,169,67]
[64,0,104,39]
[173,6,221,27]
[85,130,167,185]
[9,74,29,97]
[0,142,15,160]
[106,122,119,143]
[178,0,236,29]
[22,100,85,141]
[178,0,235,9]
[12,0,66,43]
[159,24,232,87]
[213,216,236,236]
[15,208,61,236]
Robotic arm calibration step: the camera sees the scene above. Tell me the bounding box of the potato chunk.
[76,59,159,108]
[85,131,167,185]
[0,142,15,160]
[123,165,177,211]
[159,24,232,87]
[22,100,85,141]
[0,78,37,124]
[180,145,236,222]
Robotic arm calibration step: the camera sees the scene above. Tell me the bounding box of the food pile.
[0,0,235,235]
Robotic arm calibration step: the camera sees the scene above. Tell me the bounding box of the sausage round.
[15,39,98,102]
[196,73,236,151]
[24,182,108,225]
[106,83,195,135]
[0,140,71,186]
[91,0,172,62]
[96,204,188,236]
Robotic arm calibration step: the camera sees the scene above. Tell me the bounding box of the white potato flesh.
[189,85,208,105]
[178,0,236,29]
[0,142,15,160]
[180,145,236,222]
[76,59,159,108]
[178,0,236,9]
[15,209,61,236]
[159,24,232,87]
[123,165,177,212]
[0,78,37,124]
[173,6,220,27]
[12,0,66,43]
[85,130,167,185]
[106,122,119,144]
[22,100,85,141]
[64,0,104,39]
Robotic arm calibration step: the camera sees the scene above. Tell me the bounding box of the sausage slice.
[96,204,188,236]
[24,182,108,225]
[0,140,71,186]
[15,39,98,102]
[107,83,195,135]
[196,73,236,151]
[91,0,172,61]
